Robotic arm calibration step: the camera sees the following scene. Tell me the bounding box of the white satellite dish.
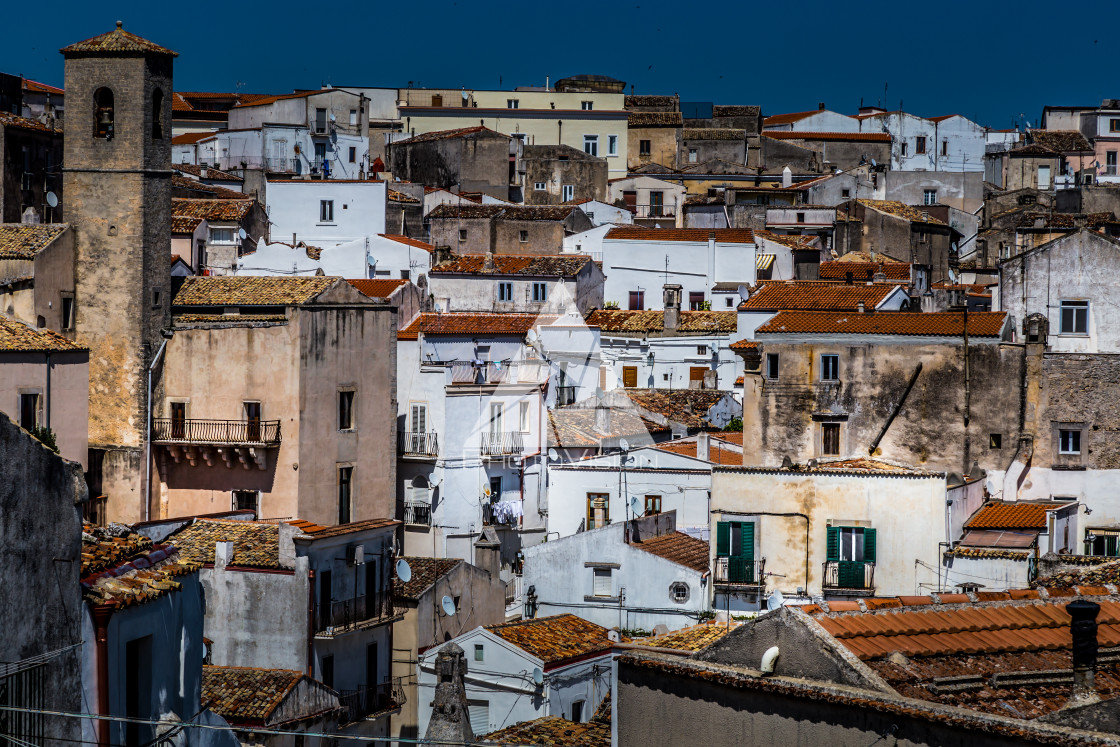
[238,227,247,240]
[630,496,641,516]
[45,191,58,208]
[434,303,442,313]
[619,437,630,452]
[532,667,544,686]
[870,159,877,168]
[985,479,997,495]
[462,90,469,100]
[526,329,538,343]
[737,284,749,300]
[766,589,784,611]
[441,595,457,616]
[594,387,604,399]
[396,558,412,583]
[547,448,559,462]
[948,267,958,284]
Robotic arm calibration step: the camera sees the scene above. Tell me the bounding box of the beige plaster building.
[154,276,398,525]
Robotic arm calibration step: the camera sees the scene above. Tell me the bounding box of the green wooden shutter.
[863,528,877,563]
[716,521,730,557]
[826,526,840,561]
[741,522,755,563]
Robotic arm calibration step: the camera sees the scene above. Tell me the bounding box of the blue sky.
[6,0,1120,128]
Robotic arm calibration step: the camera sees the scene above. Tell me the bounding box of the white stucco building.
[265,179,387,248]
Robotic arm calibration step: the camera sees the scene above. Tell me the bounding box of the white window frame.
[607,134,618,156]
[820,354,839,382]
[837,526,867,562]
[210,227,235,244]
[581,101,593,111]
[319,200,334,223]
[923,189,937,206]
[534,182,546,191]
[1059,429,1082,455]
[583,135,598,157]
[1060,300,1089,335]
[561,184,574,202]
[519,401,530,433]
[593,568,612,597]
[507,99,519,109]
[489,404,503,435]
[688,148,698,163]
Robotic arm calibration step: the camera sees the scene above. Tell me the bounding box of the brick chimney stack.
[663,284,682,332]
[1068,599,1101,704]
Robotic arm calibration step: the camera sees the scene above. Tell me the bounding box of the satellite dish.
[985,479,997,495]
[396,558,412,583]
[766,589,785,611]
[441,595,457,616]
[434,303,443,313]
[948,267,958,284]
[462,90,469,100]
[526,329,538,343]
[532,667,544,685]
[238,227,248,240]
[630,496,641,516]
[870,159,877,167]
[737,284,749,300]
[619,437,630,452]
[45,191,58,208]
[548,448,559,462]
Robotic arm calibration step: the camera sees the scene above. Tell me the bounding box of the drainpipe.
[92,605,113,747]
[45,351,51,430]
[144,339,168,522]
[307,568,316,676]
[962,303,971,475]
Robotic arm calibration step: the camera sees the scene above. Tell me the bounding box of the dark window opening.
[339,390,355,430]
[19,393,39,431]
[61,295,75,330]
[689,292,705,310]
[170,402,186,439]
[321,655,334,688]
[644,495,662,515]
[151,88,164,140]
[765,353,779,380]
[628,290,645,310]
[822,423,841,455]
[639,140,651,156]
[94,87,114,139]
[233,491,258,512]
[990,433,1002,450]
[338,466,353,523]
[124,636,153,746]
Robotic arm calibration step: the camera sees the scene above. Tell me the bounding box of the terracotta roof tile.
[547,408,668,448]
[1029,130,1093,153]
[965,502,1055,530]
[202,666,309,724]
[0,224,67,260]
[172,163,244,182]
[232,89,360,109]
[763,110,827,126]
[755,310,1007,337]
[173,276,337,307]
[0,111,61,134]
[81,526,198,608]
[1036,559,1120,589]
[622,388,730,430]
[388,189,421,204]
[604,227,754,244]
[481,715,610,745]
[287,517,398,540]
[22,79,63,95]
[728,340,757,351]
[486,614,615,666]
[393,557,461,601]
[432,254,593,276]
[347,278,407,298]
[169,519,282,569]
[627,111,682,127]
[0,315,84,352]
[398,312,547,341]
[171,216,204,234]
[764,131,892,143]
[172,198,254,222]
[655,439,742,466]
[427,204,578,221]
[584,309,736,334]
[819,261,911,281]
[636,621,740,652]
[632,532,709,572]
[171,131,218,145]
[391,125,509,145]
[738,282,900,311]
[61,23,177,56]
[379,234,433,252]
[172,175,251,200]
[852,199,948,225]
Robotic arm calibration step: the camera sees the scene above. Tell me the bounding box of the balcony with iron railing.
[337,680,406,724]
[481,431,524,457]
[398,431,439,458]
[822,560,875,593]
[315,591,403,636]
[403,501,431,526]
[153,418,281,446]
[713,556,766,587]
[631,203,677,220]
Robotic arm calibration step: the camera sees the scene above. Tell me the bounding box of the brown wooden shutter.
[622,366,638,388]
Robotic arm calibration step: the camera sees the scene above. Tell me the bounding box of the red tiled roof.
[0,223,67,260]
[763,110,827,126]
[427,204,578,221]
[656,439,742,466]
[398,312,548,340]
[172,175,251,200]
[819,261,911,281]
[764,131,891,143]
[173,163,243,182]
[623,388,731,430]
[634,621,740,652]
[171,131,217,145]
[23,79,63,95]
[632,532,710,571]
[378,234,434,252]
[81,526,198,608]
[172,198,254,222]
[393,557,461,601]
[965,502,1056,530]
[755,311,1007,337]
[728,339,757,351]
[584,310,736,334]
[202,666,323,725]
[0,111,61,134]
[61,22,177,57]
[605,227,755,244]
[848,199,948,226]
[286,518,398,540]
[486,614,615,666]
[171,216,204,234]
[739,282,900,311]
[232,89,359,109]
[432,254,592,276]
[0,314,84,352]
[392,125,508,145]
[347,278,407,298]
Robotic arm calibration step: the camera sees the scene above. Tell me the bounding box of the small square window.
[765,353,779,380]
[593,567,612,596]
[507,99,519,109]
[1059,429,1082,455]
[581,101,593,111]
[842,188,851,198]
[519,230,529,243]
[534,182,546,191]
[458,229,467,241]
[820,354,839,381]
[697,345,708,356]
[1060,300,1088,335]
[923,189,938,206]
[725,297,734,308]
[990,433,1002,450]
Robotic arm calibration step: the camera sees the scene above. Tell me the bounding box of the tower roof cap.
[62,22,178,57]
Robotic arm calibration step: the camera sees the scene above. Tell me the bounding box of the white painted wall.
[267,180,387,248]
[598,333,740,391]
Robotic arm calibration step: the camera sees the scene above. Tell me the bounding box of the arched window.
[151,88,164,140]
[93,87,114,139]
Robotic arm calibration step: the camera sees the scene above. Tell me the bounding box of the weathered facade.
[626,95,681,170]
[387,126,518,201]
[0,112,64,224]
[426,204,592,256]
[62,23,176,524]
[521,144,607,205]
[834,199,957,286]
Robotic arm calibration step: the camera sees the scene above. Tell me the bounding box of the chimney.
[663,284,682,332]
[782,166,793,189]
[473,527,501,580]
[484,248,495,271]
[595,403,613,432]
[697,432,710,462]
[1068,600,1101,704]
[818,102,826,111]
[857,300,866,313]
[434,245,454,265]
[214,541,234,570]
[425,643,474,743]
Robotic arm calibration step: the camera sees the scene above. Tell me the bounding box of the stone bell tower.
[61,23,176,523]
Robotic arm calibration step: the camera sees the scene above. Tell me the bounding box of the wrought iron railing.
[632,203,676,219]
[315,591,400,634]
[822,560,875,590]
[337,680,405,723]
[398,431,439,456]
[152,418,281,445]
[403,501,431,526]
[481,431,524,456]
[713,557,764,585]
